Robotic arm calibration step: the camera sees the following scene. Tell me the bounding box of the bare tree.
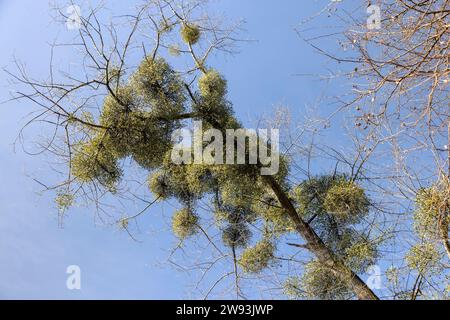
[297,0,449,299]
[6,0,422,300]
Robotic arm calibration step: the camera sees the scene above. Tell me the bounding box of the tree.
[297,0,449,298]
[10,0,448,300]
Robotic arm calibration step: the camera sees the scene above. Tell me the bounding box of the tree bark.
[263,175,379,300]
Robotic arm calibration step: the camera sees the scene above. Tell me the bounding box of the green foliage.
[148,170,171,200]
[159,19,173,33]
[101,108,172,170]
[72,134,122,190]
[131,57,186,118]
[293,175,369,222]
[344,239,378,272]
[194,69,237,130]
[199,70,227,101]
[180,23,201,45]
[80,111,95,125]
[22,2,450,300]
[64,50,379,292]
[261,205,294,235]
[293,175,336,216]
[214,205,256,226]
[251,192,295,236]
[214,165,262,208]
[290,260,353,300]
[323,180,370,221]
[148,155,216,204]
[55,191,74,212]
[83,57,188,171]
[274,155,290,186]
[291,176,378,289]
[184,164,216,196]
[406,178,449,279]
[222,223,252,248]
[414,178,450,239]
[119,218,129,230]
[148,167,192,204]
[292,176,373,250]
[406,243,441,275]
[239,240,275,273]
[283,276,302,299]
[172,208,199,240]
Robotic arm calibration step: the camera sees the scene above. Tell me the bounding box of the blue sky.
[0,0,363,299]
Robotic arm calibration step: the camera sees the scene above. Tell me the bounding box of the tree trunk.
[263,175,379,300]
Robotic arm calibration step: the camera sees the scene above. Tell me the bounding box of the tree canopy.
[9,0,449,300]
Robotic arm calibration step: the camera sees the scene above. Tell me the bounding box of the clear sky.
[0,0,363,299]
